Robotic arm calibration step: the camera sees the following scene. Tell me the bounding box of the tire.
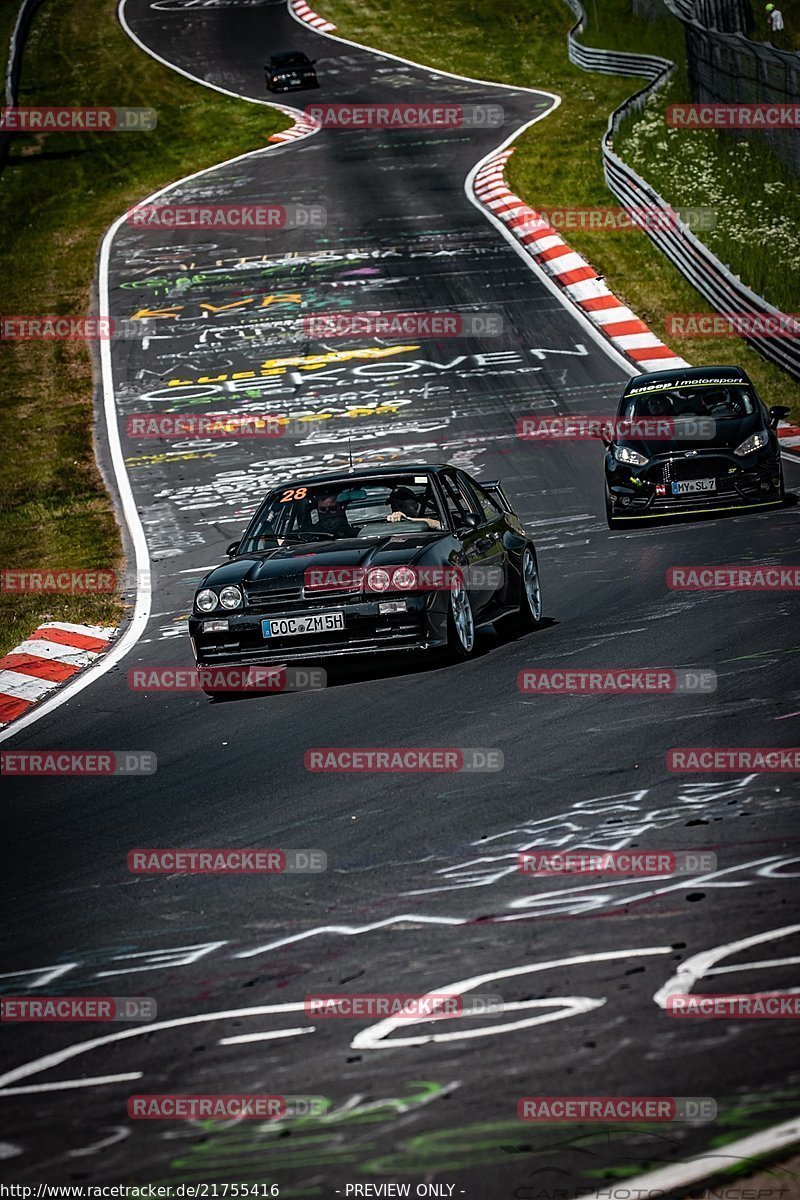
[605,485,619,529]
[516,546,543,629]
[446,573,476,659]
[499,546,543,633]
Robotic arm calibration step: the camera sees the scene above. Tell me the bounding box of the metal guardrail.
[1,0,47,172]
[562,0,800,382]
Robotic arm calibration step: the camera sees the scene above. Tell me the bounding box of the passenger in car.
[386,486,441,530]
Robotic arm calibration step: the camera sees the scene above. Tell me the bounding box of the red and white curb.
[268,104,321,144]
[472,149,688,374]
[289,0,336,33]
[778,422,800,450]
[0,622,117,728]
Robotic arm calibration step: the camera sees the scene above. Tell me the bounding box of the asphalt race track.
[1,0,799,1193]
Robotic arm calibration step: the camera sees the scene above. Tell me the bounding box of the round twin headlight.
[195,589,218,613]
[219,585,243,610]
[366,568,391,592]
[391,566,417,590]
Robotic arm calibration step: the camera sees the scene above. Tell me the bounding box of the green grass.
[317,0,800,422]
[616,75,800,314]
[0,0,289,657]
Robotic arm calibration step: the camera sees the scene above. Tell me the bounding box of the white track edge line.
[579,1113,800,1200]
[0,1,321,744]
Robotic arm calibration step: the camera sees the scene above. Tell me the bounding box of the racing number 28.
[279,487,307,503]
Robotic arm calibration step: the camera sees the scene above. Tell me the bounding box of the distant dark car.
[602,365,788,527]
[189,464,543,694]
[265,50,318,93]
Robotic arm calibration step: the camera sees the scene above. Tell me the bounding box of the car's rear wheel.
[446,574,475,658]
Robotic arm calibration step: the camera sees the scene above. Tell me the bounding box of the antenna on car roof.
[348,437,354,474]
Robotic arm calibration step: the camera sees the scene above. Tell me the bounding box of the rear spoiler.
[483,480,513,512]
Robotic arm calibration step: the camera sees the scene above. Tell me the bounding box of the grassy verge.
[616,75,800,314]
[317,0,799,421]
[0,0,289,657]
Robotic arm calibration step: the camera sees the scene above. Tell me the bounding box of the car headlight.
[615,446,649,467]
[195,588,218,613]
[734,430,769,456]
[391,566,417,590]
[366,568,391,592]
[219,585,243,610]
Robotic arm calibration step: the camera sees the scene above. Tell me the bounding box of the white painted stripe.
[0,1074,143,1097]
[613,331,665,350]
[218,1027,314,1045]
[591,305,638,325]
[578,1116,800,1200]
[523,234,564,253]
[564,279,615,302]
[40,621,115,640]
[547,251,590,275]
[635,355,687,369]
[13,639,98,666]
[353,947,672,1050]
[0,671,61,701]
[487,196,522,211]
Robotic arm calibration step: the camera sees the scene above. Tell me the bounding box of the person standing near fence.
[764,3,786,46]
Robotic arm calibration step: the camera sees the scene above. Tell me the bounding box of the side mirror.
[460,512,481,531]
[227,541,240,558]
[769,405,791,427]
[594,422,614,448]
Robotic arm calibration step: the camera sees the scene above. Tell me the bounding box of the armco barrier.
[563,0,800,382]
[1,0,47,171]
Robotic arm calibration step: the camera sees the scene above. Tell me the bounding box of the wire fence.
[562,0,800,381]
[664,0,800,174]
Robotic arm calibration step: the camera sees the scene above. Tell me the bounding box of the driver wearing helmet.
[315,492,358,539]
[386,486,441,529]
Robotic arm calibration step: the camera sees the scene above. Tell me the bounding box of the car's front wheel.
[605,484,621,529]
[446,574,475,658]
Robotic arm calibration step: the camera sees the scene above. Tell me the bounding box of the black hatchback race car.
[265,50,318,93]
[188,464,543,694]
[602,366,788,526]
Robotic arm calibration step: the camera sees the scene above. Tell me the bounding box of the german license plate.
[262,611,344,638]
[671,478,716,495]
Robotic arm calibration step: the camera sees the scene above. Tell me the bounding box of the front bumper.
[605,448,783,519]
[268,76,318,91]
[189,594,447,667]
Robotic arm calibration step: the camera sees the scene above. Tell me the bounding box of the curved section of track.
[2,1,799,1192]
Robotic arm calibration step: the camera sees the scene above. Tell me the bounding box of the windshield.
[271,52,309,66]
[622,384,758,421]
[239,475,445,551]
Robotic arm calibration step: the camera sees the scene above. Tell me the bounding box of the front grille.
[243,584,303,611]
[244,584,365,611]
[655,455,730,483]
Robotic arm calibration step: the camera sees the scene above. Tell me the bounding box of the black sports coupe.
[189,464,543,694]
[603,365,788,526]
[265,50,319,93]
